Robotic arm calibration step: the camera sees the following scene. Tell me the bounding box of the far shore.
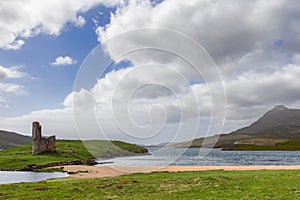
[51,165,300,179]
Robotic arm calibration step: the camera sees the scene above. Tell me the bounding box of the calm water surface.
[98,148,300,166]
[0,171,68,184]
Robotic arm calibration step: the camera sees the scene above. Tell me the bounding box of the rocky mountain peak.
[271,105,288,111]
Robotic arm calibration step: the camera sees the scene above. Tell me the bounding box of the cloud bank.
[0,0,120,50]
[1,0,300,144]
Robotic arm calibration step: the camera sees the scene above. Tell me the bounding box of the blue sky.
[0,5,114,117]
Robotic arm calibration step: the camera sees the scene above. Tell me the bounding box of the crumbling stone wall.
[32,121,56,155]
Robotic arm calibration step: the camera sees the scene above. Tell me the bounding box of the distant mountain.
[172,105,300,149]
[232,105,300,135]
[0,130,31,150]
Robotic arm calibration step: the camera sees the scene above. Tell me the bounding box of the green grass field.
[0,170,299,199]
[0,140,148,170]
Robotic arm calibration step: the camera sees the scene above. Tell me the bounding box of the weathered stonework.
[32,121,56,155]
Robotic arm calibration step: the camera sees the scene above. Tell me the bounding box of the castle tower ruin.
[32,121,56,155]
[32,121,42,140]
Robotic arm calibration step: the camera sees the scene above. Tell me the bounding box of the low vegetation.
[228,138,300,150]
[172,133,300,150]
[0,170,299,199]
[0,140,148,170]
[0,130,31,150]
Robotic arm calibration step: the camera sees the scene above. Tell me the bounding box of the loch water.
[0,171,68,184]
[98,148,300,166]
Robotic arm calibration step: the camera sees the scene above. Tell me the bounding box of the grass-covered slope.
[227,138,300,150]
[173,133,300,150]
[0,130,31,150]
[0,140,148,170]
[0,170,300,199]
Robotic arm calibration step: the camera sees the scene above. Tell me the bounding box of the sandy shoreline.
[52,165,300,179]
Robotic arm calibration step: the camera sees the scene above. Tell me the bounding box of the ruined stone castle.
[32,121,56,155]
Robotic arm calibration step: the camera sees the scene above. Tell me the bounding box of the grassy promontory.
[0,140,148,171]
[171,134,300,151]
[0,170,300,199]
[225,138,300,151]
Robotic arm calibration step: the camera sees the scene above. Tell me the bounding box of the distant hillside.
[0,130,31,150]
[232,105,300,135]
[172,105,300,150]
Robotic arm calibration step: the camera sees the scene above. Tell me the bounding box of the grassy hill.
[0,140,148,170]
[171,105,300,150]
[0,130,31,149]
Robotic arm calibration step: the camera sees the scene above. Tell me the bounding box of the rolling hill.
[0,130,31,150]
[172,105,300,150]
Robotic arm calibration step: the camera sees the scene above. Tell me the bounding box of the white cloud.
[0,65,26,80]
[97,0,300,71]
[0,83,26,95]
[1,1,300,144]
[0,108,77,138]
[0,0,120,50]
[0,65,211,142]
[225,64,300,118]
[1,62,300,143]
[50,56,77,66]
[0,65,27,107]
[95,0,300,122]
[0,65,26,95]
[74,16,86,27]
